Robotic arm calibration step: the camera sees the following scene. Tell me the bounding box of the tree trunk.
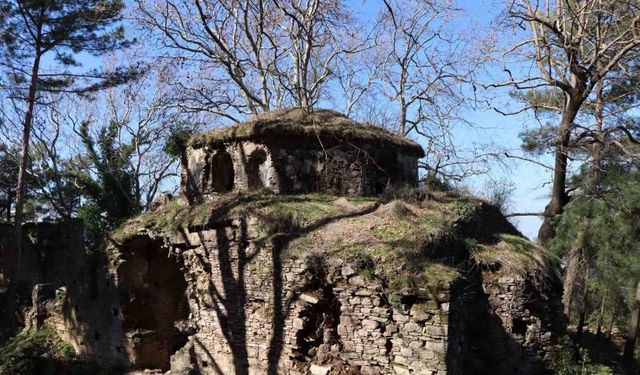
[596,295,606,336]
[5,190,12,222]
[607,301,618,340]
[563,246,582,317]
[538,104,579,244]
[623,280,640,362]
[576,267,590,340]
[6,50,41,316]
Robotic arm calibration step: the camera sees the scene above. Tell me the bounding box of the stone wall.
[0,205,564,374]
[114,219,455,375]
[477,270,565,374]
[183,140,418,200]
[107,213,562,375]
[0,221,128,365]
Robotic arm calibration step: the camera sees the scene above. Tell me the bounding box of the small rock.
[300,293,319,304]
[342,265,356,276]
[361,319,379,329]
[393,365,411,375]
[403,322,421,333]
[310,364,331,375]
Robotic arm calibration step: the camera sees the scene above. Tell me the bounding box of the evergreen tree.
[77,120,139,243]
[553,166,640,361]
[0,0,139,316]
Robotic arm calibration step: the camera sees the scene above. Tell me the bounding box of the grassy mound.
[0,328,78,375]
[111,189,555,301]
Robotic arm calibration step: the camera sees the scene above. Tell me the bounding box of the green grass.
[112,192,352,242]
[109,188,543,308]
[188,108,424,156]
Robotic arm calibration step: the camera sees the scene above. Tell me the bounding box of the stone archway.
[247,149,267,190]
[117,238,189,370]
[211,150,235,193]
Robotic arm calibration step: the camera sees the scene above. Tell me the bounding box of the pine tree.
[553,166,640,360]
[0,0,137,316]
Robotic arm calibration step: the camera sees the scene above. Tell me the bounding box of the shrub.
[547,336,613,375]
[0,327,76,375]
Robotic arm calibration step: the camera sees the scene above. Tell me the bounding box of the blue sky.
[67,0,550,239]
[451,0,551,240]
[342,0,550,239]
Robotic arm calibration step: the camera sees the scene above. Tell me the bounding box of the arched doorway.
[117,237,189,370]
[211,150,235,193]
[247,149,267,190]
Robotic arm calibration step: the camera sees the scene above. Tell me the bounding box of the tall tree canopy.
[496,0,640,243]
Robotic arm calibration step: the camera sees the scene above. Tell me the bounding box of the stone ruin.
[182,109,424,199]
[0,109,565,375]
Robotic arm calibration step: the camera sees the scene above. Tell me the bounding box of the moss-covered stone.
[189,108,424,156]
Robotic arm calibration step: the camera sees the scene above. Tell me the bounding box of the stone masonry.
[182,109,423,200]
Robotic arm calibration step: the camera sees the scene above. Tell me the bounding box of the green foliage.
[553,169,640,306]
[388,262,459,298]
[0,0,139,93]
[77,203,106,242]
[0,327,130,375]
[345,247,375,274]
[0,327,76,375]
[423,174,452,192]
[164,124,195,158]
[77,120,140,242]
[547,336,613,375]
[0,143,20,221]
[519,124,558,155]
[511,89,564,117]
[446,199,476,221]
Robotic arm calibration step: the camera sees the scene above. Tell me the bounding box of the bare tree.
[134,0,363,119]
[135,0,281,118]
[372,0,485,182]
[82,60,196,211]
[377,0,465,136]
[493,0,640,243]
[271,0,365,109]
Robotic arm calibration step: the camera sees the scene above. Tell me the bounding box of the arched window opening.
[247,149,267,190]
[211,150,235,193]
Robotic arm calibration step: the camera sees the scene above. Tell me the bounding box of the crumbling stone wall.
[117,219,455,375]
[107,212,561,375]
[477,271,565,374]
[0,215,564,375]
[0,221,128,365]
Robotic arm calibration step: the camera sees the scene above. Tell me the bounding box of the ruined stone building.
[0,109,565,375]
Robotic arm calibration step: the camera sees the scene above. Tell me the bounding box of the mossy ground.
[0,327,128,375]
[469,233,559,278]
[112,189,553,300]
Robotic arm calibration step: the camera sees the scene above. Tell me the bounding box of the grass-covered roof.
[189,108,425,157]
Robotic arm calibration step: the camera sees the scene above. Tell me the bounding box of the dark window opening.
[247,149,267,190]
[512,318,528,336]
[211,150,235,193]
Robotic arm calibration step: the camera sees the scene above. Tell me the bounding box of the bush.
[547,336,613,375]
[0,327,76,375]
[0,328,129,375]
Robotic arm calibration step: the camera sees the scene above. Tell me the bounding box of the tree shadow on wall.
[450,261,565,375]
[189,203,379,375]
